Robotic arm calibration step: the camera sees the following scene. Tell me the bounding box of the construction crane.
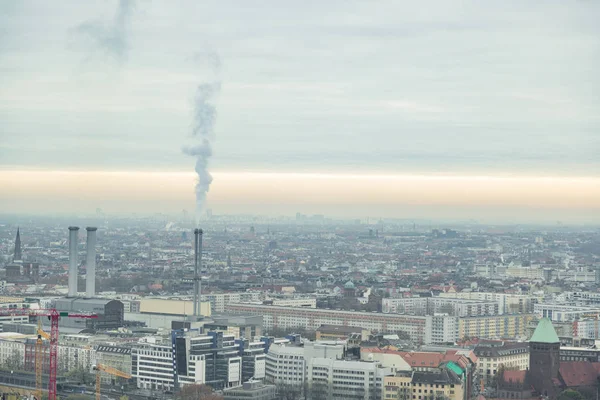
[35,319,50,400]
[0,308,97,400]
[93,364,131,400]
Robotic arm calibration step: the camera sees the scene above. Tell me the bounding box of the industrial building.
[54,298,124,330]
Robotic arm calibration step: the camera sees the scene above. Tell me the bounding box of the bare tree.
[308,382,328,400]
[4,348,24,371]
[276,382,303,400]
[176,384,223,400]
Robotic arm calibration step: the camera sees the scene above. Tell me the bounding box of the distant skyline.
[1,170,598,224]
[1,1,599,222]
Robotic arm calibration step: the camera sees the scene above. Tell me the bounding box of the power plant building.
[54,298,124,330]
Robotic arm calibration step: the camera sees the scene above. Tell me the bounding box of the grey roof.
[96,345,131,354]
[54,298,123,312]
[412,369,462,385]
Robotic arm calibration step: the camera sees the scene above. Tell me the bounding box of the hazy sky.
[1,1,599,221]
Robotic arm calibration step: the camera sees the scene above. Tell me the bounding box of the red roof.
[559,362,600,387]
[503,370,526,383]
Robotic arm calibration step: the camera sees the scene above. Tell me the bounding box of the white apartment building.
[265,341,345,385]
[269,298,317,308]
[439,292,538,315]
[573,318,600,339]
[226,303,428,343]
[203,292,264,313]
[565,291,600,305]
[382,297,498,317]
[308,358,392,400]
[424,315,459,344]
[534,303,600,322]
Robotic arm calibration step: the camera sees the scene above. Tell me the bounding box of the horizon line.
[2,168,599,182]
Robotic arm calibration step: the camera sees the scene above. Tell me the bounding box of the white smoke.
[184,57,221,223]
[71,0,135,63]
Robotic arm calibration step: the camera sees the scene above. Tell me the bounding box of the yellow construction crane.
[93,364,131,400]
[35,319,50,400]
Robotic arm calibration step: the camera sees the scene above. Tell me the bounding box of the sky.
[0,1,599,222]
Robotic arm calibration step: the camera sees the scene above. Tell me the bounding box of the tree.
[176,384,223,400]
[275,382,303,400]
[66,368,94,385]
[4,348,24,371]
[557,390,584,400]
[308,382,328,400]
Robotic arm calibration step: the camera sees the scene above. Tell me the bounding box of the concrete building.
[439,292,538,315]
[265,341,345,385]
[424,315,459,344]
[458,314,534,340]
[226,303,428,343]
[383,297,498,317]
[534,303,600,322]
[204,315,263,340]
[223,381,276,400]
[266,297,317,309]
[315,325,370,342]
[203,292,263,313]
[0,297,30,332]
[308,358,392,400]
[54,298,124,330]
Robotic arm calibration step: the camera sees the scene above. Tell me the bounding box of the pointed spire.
[14,227,22,262]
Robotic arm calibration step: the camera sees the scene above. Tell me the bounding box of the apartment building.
[473,341,529,386]
[226,303,428,343]
[383,297,498,317]
[308,358,392,400]
[439,292,537,315]
[458,314,534,340]
[203,292,264,313]
[424,315,459,344]
[534,303,600,322]
[266,297,317,308]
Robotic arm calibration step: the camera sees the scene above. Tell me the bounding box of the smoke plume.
[184,69,221,222]
[71,0,135,63]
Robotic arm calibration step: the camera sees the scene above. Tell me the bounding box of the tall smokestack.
[193,229,199,316]
[68,226,80,297]
[197,229,203,316]
[85,227,97,298]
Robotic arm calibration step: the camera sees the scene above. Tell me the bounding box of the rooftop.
[530,318,559,344]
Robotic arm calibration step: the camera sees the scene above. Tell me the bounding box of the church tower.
[13,228,22,262]
[529,318,560,396]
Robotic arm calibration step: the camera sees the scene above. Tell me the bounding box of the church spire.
[14,227,22,262]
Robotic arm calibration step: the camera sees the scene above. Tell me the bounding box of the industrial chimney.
[67,226,80,297]
[193,229,201,316]
[85,227,97,298]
